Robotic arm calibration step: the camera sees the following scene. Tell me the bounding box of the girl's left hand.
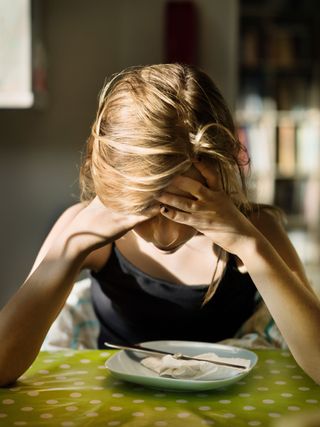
[156,160,258,255]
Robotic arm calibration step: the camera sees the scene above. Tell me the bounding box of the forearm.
[239,233,320,383]
[0,236,86,386]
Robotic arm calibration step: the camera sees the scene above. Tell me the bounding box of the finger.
[193,159,222,190]
[160,206,205,232]
[169,175,212,201]
[157,192,198,212]
[123,205,161,228]
[160,205,193,224]
[139,203,161,219]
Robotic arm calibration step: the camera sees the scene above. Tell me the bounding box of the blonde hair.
[80,63,251,304]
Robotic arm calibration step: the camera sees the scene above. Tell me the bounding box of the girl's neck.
[116,231,220,286]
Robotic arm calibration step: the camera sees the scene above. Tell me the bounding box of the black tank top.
[91,245,257,348]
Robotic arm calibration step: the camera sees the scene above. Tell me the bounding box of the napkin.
[141,352,251,380]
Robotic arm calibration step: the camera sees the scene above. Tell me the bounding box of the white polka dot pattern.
[0,349,318,427]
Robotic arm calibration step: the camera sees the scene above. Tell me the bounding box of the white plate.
[105,340,258,391]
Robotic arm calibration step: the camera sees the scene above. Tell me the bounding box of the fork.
[104,341,248,370]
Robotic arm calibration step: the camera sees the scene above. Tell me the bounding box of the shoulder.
[28,202,111,277]
[63,203,112,272]
[246,204,310,287]
[55,203,112,272]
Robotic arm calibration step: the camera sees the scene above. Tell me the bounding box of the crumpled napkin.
[140,352,251,380]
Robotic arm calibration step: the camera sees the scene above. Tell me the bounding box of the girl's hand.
[157,161,257,255]
[63,196,160,254]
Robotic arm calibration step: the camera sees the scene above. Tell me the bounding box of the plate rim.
[105,340,258,386]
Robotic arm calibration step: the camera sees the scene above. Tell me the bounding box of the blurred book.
[267,25,295,68]
[246,119,276,175]
[304,176,320,228]
[277,116,296,177]
[296,114,320,174]
[241,28,260,68]
[241,117,276,204]
[274,178,306,216]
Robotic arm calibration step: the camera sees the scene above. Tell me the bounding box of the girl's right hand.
[63,196,160,255]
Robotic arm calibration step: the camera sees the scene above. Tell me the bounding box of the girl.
[0,63,319,386]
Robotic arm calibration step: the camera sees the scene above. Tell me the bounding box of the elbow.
[0,346,40,387]
[0,356,23,388]
[295,348,320,385]
[308,341,320,384]
[0,377,18,388]
[308,367,320,386]
[0,369,19,388]
[0,363,20,387]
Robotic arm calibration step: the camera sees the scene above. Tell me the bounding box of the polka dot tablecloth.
[0,349,319,426]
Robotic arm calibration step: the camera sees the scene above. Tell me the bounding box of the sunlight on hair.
[79,63,252,304]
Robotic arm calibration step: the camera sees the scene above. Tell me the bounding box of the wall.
[0,0,238,306]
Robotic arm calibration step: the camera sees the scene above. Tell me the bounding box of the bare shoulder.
[247,205,311,288]
[28,202,111,277]
[65,204,112,272]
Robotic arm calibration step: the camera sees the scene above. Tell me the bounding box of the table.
[0,349,319,426]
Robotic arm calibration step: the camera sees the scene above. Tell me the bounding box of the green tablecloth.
[0,349,319,426]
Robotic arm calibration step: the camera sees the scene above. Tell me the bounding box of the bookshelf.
[236,0,320,266]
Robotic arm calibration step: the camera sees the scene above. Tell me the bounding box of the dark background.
[0,0,239,306]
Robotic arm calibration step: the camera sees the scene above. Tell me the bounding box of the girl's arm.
[0,228,89,386]
[0,203,102,387]
[236,211,320,383]
[157,165,320,384]
[0,197,160,386]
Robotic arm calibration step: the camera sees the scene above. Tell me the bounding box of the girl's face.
[133,166,206,253]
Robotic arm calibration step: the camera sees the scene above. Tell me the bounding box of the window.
[0,0,33,108]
